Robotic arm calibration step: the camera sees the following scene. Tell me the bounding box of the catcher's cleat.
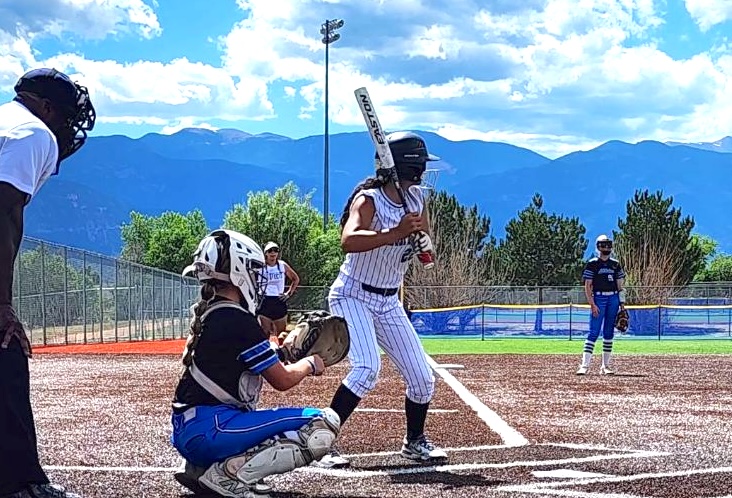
[175,460,274,495]
[199,463,269,498]
[174,459,206,494]
[311,447,350,469]
[8,484,81,498]
[400,435,448,462]
[576,365,589,375]
[600,365,615,375]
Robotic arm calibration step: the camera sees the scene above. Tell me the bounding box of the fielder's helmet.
[375,131,440,183]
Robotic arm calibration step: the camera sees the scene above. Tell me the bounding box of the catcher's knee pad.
[223,408,340,484]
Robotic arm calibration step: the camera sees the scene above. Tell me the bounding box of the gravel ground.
[28,352,732,498]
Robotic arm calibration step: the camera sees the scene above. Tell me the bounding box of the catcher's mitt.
[281,311,350,367]
[614,306,630,334]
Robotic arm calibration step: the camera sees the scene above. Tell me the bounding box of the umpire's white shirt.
[0,101,58,199]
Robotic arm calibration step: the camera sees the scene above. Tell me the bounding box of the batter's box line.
[299,449,670,479]
[497,465,732,497]
[425,355,529,447]
[542,442,671,456]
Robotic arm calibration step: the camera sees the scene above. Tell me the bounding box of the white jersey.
[0,101,58,199]
[339,186,424,289]
[262,261,286,296]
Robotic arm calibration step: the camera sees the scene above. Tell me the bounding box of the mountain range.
[24,129,732,256]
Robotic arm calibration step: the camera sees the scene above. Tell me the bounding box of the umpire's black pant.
[0,337,49,495]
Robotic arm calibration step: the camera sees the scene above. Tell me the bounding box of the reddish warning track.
[28,350,732,498]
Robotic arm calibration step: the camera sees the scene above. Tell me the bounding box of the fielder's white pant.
[328,273,435,404]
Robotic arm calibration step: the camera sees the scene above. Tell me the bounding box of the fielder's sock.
[602,340,613,366]
[581,338,596,366]
[330,383,361,426]
[582,352,593,367]
[405,397,429,441]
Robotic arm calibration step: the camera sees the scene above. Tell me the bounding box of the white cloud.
[435,124,605,159]
[3,0,732,157]
[160,118,218,135]
[684,0,732,31]
[0,0,161,40]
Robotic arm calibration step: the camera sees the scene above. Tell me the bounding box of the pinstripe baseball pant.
[328,273,434,404]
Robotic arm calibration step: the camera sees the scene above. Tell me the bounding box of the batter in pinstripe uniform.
[314,131,447,469]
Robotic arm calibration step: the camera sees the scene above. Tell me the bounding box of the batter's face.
[265,248,279,264]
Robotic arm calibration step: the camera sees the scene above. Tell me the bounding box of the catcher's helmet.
[15,68,96,163]
[182,229,266,315]
[375,131,440,183]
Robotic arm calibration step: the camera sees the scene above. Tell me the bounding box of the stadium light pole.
[321,18,344,230]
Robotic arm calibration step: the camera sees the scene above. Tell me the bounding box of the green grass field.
[422,338,732,355]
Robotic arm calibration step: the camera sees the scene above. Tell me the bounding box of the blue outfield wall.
[410,299,732,340]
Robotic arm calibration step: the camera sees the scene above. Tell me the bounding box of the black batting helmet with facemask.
[375,131,439,184]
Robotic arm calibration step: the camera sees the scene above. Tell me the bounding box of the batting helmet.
[375,131,440,183]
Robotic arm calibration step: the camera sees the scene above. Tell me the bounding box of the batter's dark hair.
[339,176,387,229]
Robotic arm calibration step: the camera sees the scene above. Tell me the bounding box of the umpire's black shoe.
[4,484,81,498]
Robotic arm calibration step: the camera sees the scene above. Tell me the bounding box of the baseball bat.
[354,86,434,269]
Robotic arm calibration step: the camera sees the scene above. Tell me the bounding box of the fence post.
[40,241,47,346]
[127,262,132,342]
[82,251,87,344]
[63,246,68,345]
[481,303,485,341]
[179,277,184,338]
[569,304,573,341]
[151,269,156,340]
[99,256,104,343]
[17,247,23,342]
[657,306,662,341]
[114,260,118,342]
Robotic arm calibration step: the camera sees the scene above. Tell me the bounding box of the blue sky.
[1,0,731,158]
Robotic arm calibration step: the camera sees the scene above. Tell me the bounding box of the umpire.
[576,234,626,376]
[0,68,95,498]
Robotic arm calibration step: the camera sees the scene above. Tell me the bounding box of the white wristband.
[619,289,626,304]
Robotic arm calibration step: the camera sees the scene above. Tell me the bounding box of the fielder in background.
[315,131,446,469]
[577,234,626,375]
[171,229,339,498]
[0,68,95,498]
[257,241,299,338]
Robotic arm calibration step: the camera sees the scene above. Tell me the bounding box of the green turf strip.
[421,338,732,355]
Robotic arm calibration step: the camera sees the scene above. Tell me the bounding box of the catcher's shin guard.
[223,408,340,485]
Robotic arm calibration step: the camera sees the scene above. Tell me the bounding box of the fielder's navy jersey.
[582,257,625,292]
[173,297,278,413]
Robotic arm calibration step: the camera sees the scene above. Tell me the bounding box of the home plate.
[435,363,465,370]
[533,469,613,479]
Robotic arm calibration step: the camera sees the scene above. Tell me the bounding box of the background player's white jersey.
[339,185,424,289]
[262,262,286,296]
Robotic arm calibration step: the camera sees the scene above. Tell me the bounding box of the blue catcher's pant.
[588,292,620,342]
[171,405,326,468]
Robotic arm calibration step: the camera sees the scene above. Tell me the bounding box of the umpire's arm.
[0,182,27,306]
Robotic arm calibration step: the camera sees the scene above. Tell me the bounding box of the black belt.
[361,283,399,296]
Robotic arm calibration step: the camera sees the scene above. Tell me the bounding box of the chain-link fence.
[13,236,732,346]
[13,237,200,346]
[290,282,732,312]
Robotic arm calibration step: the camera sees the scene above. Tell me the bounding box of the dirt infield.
[28,351,732,498]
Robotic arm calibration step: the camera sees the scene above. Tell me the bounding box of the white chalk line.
[42,443,509,472]
[425,355,529,447]
[499,465,732,495]
[300,449,664,479]
[355,407,458,414]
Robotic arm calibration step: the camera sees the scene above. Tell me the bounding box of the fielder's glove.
[281,311,350,367]
[614,306,630,334]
